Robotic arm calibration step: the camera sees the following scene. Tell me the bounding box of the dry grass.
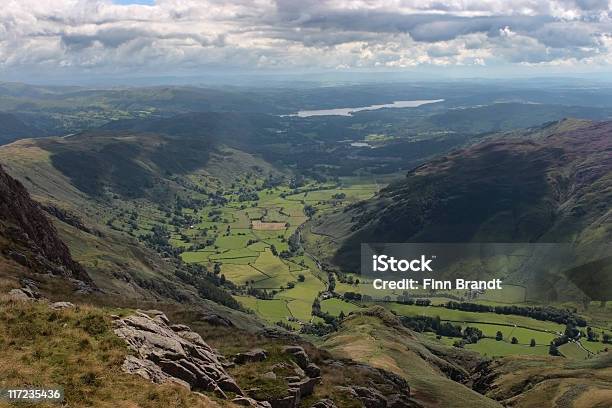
[0,297,230,408]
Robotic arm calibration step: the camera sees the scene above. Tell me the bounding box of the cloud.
[0,0,611,78]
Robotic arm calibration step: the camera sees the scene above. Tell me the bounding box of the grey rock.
[8,285,41,301]
[282,345,310,369]
[311,399,337,408]
[114,312,242,399]
[288,376,320,397]
[202,314,233,327]
[352,386,387,408]
[50,301,74,310]
[262,371,276,380]
[235,348,268,364]
[9,251,29,266]
[8,288,34,301]
[233,396,273,407]
[268,388,300,408]
[19,278,39,291]
[304,363,321,378]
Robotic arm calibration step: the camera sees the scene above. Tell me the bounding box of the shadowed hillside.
[320,120,611,272]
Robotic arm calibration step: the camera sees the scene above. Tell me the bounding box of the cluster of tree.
[445,301,586,326]
[244,287,274,300]
[399,315,483,343]
[208,192,228,206]
[173,264,242,311]
[343,292,362,301]
[140,225,182,258]
[310,298,341,334]
[337,273,360,285]
[174,195,206,211]
[238,191,259,202]
[300,322,336,336]
[279,232,302,259]
[303,204,317,218]
[275,321,294,331]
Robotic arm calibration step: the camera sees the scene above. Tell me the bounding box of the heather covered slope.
[318,120,611,272]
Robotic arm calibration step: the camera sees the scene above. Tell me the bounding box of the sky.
[1,0,612,83]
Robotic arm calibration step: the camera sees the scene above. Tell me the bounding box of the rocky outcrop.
[113,310,242,399]
[310,399,337,408]
[336,385,422,408]
[282,345,312,370]
[0,164,92,285]
[235,348,267,364]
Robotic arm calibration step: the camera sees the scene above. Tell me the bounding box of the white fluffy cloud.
[0,0,611,78]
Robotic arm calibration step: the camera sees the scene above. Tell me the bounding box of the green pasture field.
[321,298,361,316]
[466,339,549,357]
[385,303,564,333]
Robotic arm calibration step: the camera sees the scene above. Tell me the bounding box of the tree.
[530,339,536,347]
[213,263,221,275]
[511,337,518,344]
[587,327,598,342]
[495,331,503,341]
[339,311,346,320]
[297,274,305,282]
[549,342,560,356]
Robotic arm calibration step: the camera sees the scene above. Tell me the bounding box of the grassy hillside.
[0,295,224,408]
[474,353,612,407]
[309,119,611,302]
[321,306,501,408]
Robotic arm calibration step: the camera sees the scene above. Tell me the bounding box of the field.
[163,175,379,325]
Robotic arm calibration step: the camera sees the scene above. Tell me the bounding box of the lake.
[291,99,444,117]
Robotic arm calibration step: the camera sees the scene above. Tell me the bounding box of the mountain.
[306,119,611,300]
[0,112,43,145]
[0,163,91,284]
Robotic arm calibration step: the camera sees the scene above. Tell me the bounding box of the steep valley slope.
[307,119,612,303]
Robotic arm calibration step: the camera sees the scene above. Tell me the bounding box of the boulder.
[8,284,41,301]
[202,314,233,327]
[114,311,242,399]
[282,345,310,369]
[50,301,74,310]
[352,386,387,408]
[335,386,388,408]
[233,396,273,407]
[304,363,321,378]
[267,388,300,408]
[288,377,320,397]
[311,399,337,408]
[235,348,268,364]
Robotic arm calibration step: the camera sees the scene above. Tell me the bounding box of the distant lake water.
[291,99,444,117]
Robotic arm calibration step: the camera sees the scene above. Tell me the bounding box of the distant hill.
[0,112,43,145]
[33,130,215,198]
